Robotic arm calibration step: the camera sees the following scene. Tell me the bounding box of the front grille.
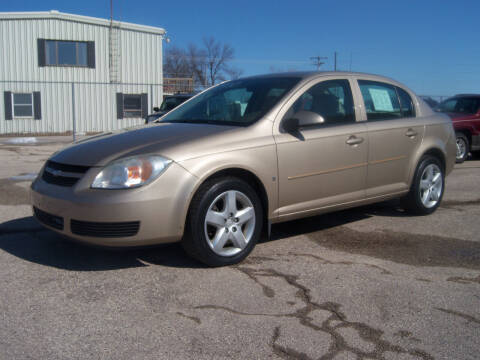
[70,220,140,238]
[33,207,64,230]
[42,170,79,186]
[41,160,90,187]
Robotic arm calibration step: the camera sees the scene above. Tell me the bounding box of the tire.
[182,177,263,267]
[401,155,445,215]
[455,132,469,163]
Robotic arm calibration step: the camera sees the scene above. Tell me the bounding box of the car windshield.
[160,96,188,111]
[160,77,301,126]
[437,97,480,115]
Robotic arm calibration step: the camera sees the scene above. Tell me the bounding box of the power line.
[310,56,328,71]
[230,58,310,65]
[166,55,311,65]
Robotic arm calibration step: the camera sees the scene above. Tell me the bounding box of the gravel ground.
[0,139,479,360]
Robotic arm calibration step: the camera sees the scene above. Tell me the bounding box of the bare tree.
[202,37,241,86]
[224,67,243,80]
[186,43,207,86]
[164,37,242,88]
[163,46,190,78]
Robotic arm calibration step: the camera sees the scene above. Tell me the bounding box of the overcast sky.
[2,0,479,96]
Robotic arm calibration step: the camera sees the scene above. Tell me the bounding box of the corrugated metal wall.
[0,15,164,134]
[0,81,165,134]
[0,81,72,134]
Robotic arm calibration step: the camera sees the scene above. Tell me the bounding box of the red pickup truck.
[436,95,480,163]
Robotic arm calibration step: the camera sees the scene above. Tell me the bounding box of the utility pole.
[334,51,337,71]
[310,56,328,71]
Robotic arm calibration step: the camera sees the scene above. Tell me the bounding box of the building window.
[116,93,148,119]
[47,40,87,66]
[123,95,143,118]
[13,93,33,117]
[3,91,41,120]
[38,39,95,68]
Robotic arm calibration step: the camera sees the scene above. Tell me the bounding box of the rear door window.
[358,80,402,121]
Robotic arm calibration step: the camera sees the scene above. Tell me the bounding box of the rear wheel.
[401,155,444,215]
[182,177,263,267]
[455,132,469,163]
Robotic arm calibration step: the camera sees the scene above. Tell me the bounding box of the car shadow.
[0,216,203,271]
[268,200,408,242]
[0,201,410,271]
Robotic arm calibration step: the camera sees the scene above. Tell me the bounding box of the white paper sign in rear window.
[369,88,394,112]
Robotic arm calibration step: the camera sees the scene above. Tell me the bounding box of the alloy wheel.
[204,190,256,257]
[456,137,467,160]
[419,164,443,208]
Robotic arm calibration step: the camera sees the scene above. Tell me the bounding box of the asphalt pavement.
[0,140,479,360]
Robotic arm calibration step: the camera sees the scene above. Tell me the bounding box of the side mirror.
[153,107,160,112]
[283,110,325,132]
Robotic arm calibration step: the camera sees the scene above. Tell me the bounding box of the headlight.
[91,155,172,189]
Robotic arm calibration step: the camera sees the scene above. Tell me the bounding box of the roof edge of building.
[0,10,166,35]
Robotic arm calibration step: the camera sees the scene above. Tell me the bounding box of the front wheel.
[182,177,263,267]
[401,156,444,215]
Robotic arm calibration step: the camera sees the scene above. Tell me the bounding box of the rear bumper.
[31,163,197,247]
[445,125,457,176]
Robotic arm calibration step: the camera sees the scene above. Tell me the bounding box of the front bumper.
[31,163,197,247]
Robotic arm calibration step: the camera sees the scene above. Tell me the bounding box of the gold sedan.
[31,72,456,266]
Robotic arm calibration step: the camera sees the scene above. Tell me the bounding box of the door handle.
[346,136,364,146]
[405,129,418,137]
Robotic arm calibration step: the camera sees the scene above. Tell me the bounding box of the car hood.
[50,122,238,167]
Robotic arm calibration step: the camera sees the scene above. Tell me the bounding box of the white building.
[0,10,166,135]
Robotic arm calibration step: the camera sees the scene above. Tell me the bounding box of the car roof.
[246,71,396,81]
[242,71,410,91]
[163,71,412,93]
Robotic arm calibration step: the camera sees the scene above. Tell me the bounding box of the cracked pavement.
[0,140,479,359]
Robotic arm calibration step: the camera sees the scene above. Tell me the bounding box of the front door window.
[287,79,356,125]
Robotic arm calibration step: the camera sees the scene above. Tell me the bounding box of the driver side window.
[287,79,355,125]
